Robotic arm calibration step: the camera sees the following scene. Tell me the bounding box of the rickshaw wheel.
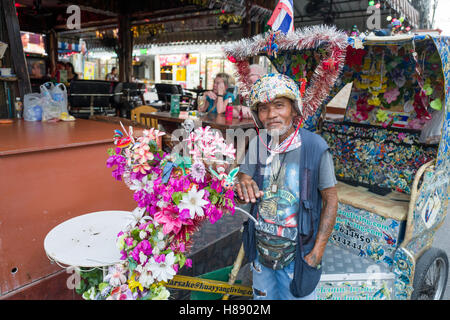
[411,247,449,300]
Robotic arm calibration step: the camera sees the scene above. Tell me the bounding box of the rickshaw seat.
[336,181,409,221]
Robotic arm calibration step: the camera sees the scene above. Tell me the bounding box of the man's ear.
[251,109,264,129]
[292,100,303,118]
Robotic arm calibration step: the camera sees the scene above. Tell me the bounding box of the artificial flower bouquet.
[80,125,238,300]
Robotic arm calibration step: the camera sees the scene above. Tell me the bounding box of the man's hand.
[304,251,320,268]
[234,172,264,203]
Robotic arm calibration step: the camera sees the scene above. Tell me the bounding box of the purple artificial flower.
[130,240,152,264]
[125,237,134,246]
[107,155,127,181]
[210,179,223,193]
[179,209,191,223]
[154,254,165,263]
[190,161,206,183]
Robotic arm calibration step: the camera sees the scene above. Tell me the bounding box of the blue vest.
[242,128,329,297]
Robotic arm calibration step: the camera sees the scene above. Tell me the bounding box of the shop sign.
[160,54,190,67]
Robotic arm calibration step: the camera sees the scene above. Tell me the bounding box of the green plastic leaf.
[430,98,442,110]
[423,83,433,96]
[176,253,186,269]
[210,194,219,205]
[107,148,115,156]
[98,282,109,293]
[82,287,97,300]
[172,192,183,205]
[128,257,138,272]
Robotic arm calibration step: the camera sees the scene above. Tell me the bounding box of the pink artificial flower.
[383,88,400,104]
[154,207,183,235]
[133,162,151,174]
[185,259,193,268]
[221,143,236,159]
[142,128,165,141]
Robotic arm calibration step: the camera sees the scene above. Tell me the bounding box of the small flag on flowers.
[267,0,294,35]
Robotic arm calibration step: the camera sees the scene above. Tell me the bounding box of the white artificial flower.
[147,252,177,283]
[177,185,209,219]
[156,240,165,250]
[126,207,151,229]
[128,178,144,192]
[104,264,127,287]
[139,230,147,240]
[139,251,148,265]
[157,200,169,208]
[135,264,154,288]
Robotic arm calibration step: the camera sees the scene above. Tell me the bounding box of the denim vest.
[242,128,329,297]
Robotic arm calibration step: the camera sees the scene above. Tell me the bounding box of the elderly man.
[235,73,338,300]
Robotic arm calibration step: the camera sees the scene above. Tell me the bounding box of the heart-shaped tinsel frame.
[223,25,348,119]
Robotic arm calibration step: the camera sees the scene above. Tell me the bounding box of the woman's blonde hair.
[215,72,235,88]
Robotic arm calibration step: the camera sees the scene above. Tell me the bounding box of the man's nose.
[267,106,277,119]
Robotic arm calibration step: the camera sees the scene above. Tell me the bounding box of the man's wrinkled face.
[257,97,296,137]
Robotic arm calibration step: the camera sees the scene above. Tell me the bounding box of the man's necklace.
[270,152,287,193]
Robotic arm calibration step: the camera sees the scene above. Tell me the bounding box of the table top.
[0,119,124,156]
[44,210,134,268]
[147,111,255,130]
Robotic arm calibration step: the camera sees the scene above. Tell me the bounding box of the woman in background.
[65,62,79,82]
[198,73,235,114]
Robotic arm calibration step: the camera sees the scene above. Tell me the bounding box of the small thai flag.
[392,114,410,128]
[267,0,294,35]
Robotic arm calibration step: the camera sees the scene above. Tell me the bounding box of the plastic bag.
[23,93,43,121]
[419,109,443,144]
[39,82,68,121]
[50,83,68,114]
[41,98,63,121]
[40,82,54,100]
[24,83,72,122]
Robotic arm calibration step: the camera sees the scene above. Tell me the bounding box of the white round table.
[44,210,133,268]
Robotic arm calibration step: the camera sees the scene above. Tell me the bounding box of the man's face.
[257,97,295,137]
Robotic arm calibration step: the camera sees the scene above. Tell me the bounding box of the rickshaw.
[222,26,450,300]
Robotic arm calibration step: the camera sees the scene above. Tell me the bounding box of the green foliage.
[171,191,183,205]
[76,268,104,296]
